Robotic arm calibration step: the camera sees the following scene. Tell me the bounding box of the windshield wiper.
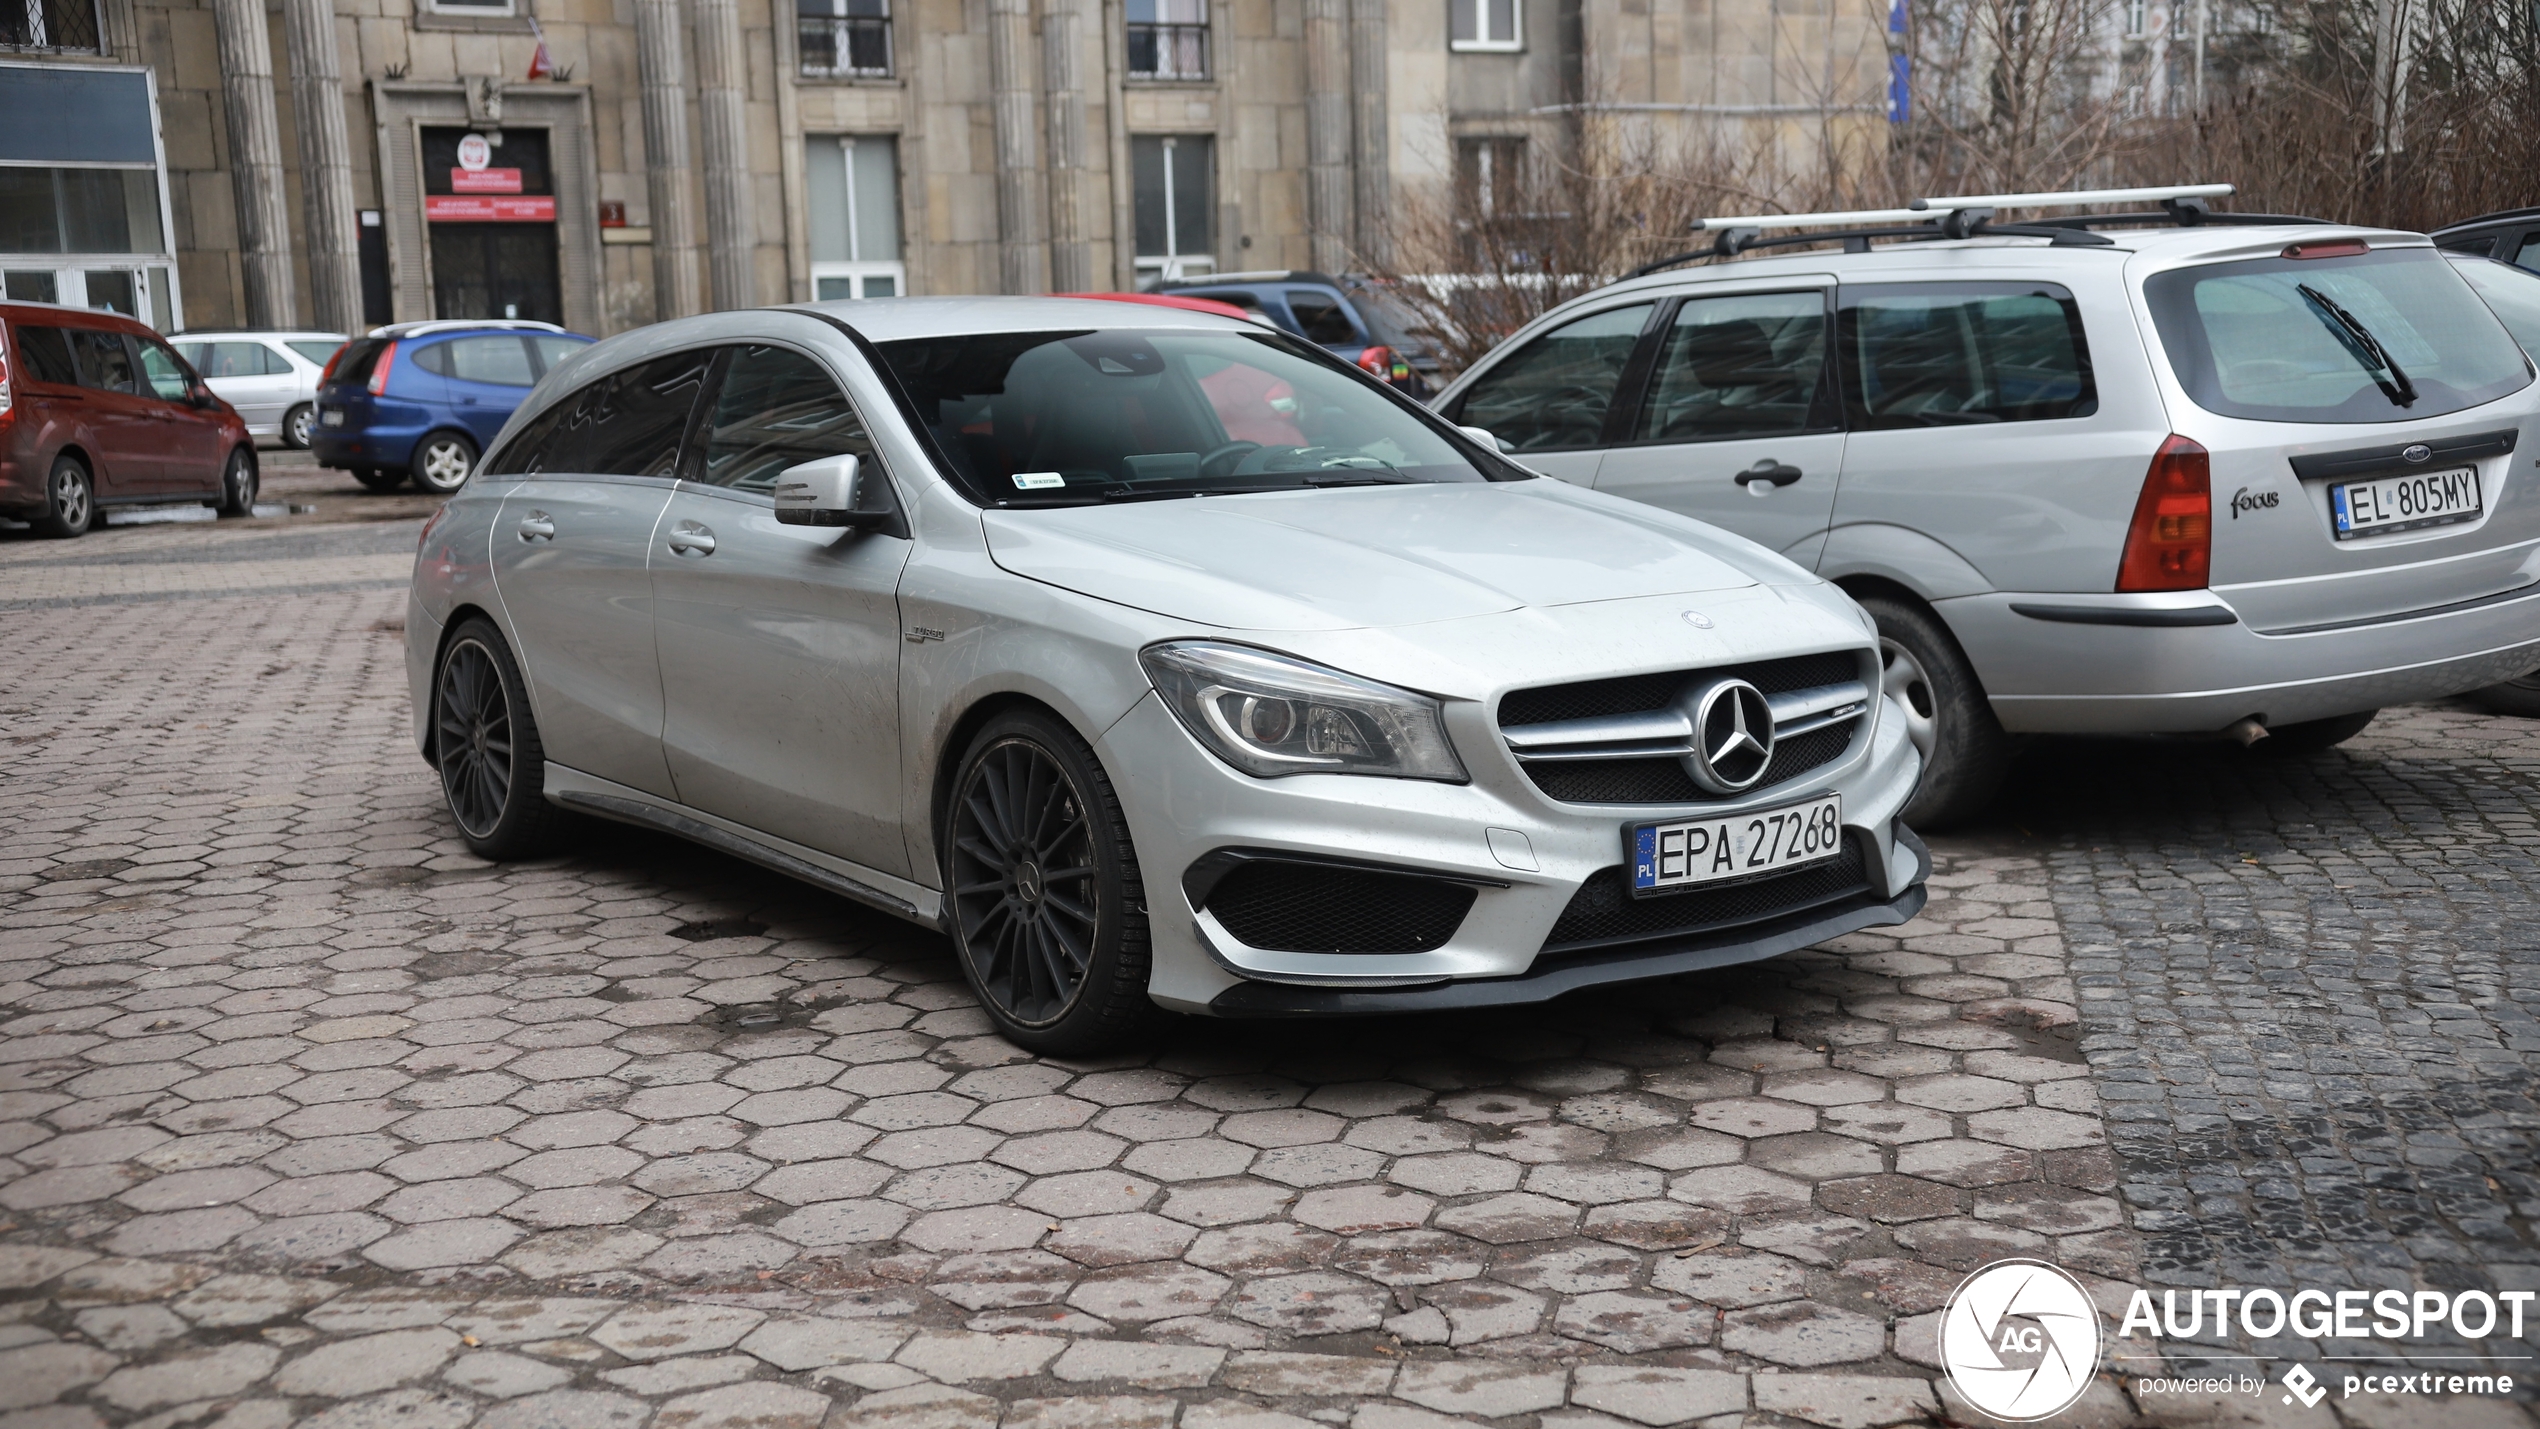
[2298,283,2419,408]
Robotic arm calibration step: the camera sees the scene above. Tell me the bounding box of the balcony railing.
[798,15,891,78]
[1127,21,1207,80]
[1,0,102,51]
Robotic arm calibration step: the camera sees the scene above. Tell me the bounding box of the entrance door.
[430,224,561,324]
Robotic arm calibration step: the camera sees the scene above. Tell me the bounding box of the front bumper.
[1944,586,2540,734]
[1099,678,1928,1016]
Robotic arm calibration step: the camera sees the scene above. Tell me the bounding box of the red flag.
[526,19,556,79]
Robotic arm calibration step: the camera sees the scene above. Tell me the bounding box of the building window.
[1450,0,1519,50]
[0,0,101,50]
[0,167,164,254]
[1127,0,1207,80]
[1456,137,1523,220]
[1132,135,1212,282]
[427,0,516,15]
[800,0,891,78]
[2124,0,2146,34]
[807,135,903,299]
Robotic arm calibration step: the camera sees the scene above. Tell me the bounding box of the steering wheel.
[1199,441,1264,479]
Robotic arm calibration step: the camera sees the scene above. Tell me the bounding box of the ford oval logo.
[2403,443,2433,464]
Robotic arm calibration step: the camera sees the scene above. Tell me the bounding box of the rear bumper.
[1946,586,2540,733]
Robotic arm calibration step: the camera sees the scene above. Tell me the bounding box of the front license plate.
[320,408,345,427]
[1631,793,1844,896]
[2331,466,2480,540]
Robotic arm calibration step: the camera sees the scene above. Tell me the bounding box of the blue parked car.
[312,320,593,493]
[1147,271,1440,397]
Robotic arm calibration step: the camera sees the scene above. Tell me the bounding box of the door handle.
[517,512,555,542]
[667,521,717,557]
[1734,459,1805,487]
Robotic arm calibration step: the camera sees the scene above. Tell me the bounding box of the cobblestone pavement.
[0,519,2533,1428]
[2010,708,2540,1386]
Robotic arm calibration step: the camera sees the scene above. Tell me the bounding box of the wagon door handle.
[516,512,554,542]
[1734,459,1805,487]
[667,520,717,557]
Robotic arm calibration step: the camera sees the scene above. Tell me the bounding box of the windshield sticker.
[1013,472,1067,490]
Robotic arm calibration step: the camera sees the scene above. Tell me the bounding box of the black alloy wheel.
[32,455,96,538]
[433,619,571,858]
[2469,670,2540,718]
[218,448,258,517]
[946,710,1155,1054]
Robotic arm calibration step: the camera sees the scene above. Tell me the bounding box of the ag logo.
[1940,1259,2100,1421]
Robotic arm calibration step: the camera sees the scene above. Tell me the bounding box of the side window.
[71,329,137,393]
[532,336,587,374]
[1286,290,1357,345]
[445,336,538,386]
[287,339,344,367]
[16,326,80,385]
[1453,303,1653,451]
[255,343,295,375]
[485,350,715,477]
[1634,291,1830,443]
[1841,283,2094,428]
[135,337,191,400]
[2516,234,2540,277]
[700,345,875,493]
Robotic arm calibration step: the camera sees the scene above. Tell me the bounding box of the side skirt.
[543,763,945,931]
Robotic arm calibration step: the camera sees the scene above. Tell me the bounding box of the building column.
[1043,0,1091,292]
[210,0,296,327]
[1349,0,1389,268]
[988,0,1045,294]
[1304,0,1351,275]
[693,0,756,309]
[635,0,702,318]
[281,0,361,334]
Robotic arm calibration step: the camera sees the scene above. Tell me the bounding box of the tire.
[282,403,316,450]
[943,709,1158,1055]
[433,618,576,859]
[217,447,259,517]
[2259,709,2376,756]
[2467,671,2540,718]
[30,454,96,539]
[354,467,404,493]
[410,432,478,495]
[1858,592,2011,831]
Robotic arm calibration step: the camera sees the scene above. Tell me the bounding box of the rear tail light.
[2117,435,2212,591]
[319,347,344,383]
[0,344,12,420]
[367,340,398,396]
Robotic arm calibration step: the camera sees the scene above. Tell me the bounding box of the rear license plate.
[2331,465,2480,540]
[1630,793,1844,896]
[320,408,344,427]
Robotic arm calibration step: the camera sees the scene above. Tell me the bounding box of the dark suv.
[2432,208,2540,274]
[311,320,592,494]
[1148,271,1438,395]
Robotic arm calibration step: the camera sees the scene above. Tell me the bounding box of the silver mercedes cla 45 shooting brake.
[406,298,1929,1052]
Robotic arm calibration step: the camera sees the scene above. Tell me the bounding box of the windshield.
[874,329,1511,505]
[2144,247,2531,424]
[2452,257,2540,359]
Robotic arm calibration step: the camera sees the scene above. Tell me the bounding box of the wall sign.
[425,195,557,222]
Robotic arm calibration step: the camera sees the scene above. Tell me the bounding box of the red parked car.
[1,300,257,538]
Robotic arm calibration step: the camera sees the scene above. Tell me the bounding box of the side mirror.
[190,384,216,408]
[772,453,890,529]
[1459,424,1517,455]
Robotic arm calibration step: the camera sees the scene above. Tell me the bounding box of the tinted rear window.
[1840,283,2094,428]
[331,339,389,388]
[11,324,79,385]
[2144,247,2532,424]
[488,349,715,478]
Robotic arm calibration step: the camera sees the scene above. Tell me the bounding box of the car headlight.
[1140,641,1467,782]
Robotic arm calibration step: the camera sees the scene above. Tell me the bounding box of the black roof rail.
[2431,206,2540,235]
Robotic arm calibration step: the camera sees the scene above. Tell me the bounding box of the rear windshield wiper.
[2298,283,2419,408]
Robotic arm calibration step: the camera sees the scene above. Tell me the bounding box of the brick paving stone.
[37,523,2528,1425]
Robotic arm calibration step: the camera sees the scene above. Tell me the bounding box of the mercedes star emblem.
[1683,677,1776,794]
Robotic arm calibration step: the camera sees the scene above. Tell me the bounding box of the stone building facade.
[0,0,1884,337]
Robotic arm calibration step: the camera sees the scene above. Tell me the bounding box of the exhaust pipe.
[2223,716,2269,747]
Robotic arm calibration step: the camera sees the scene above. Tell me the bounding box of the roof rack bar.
[1913,183,2234,211]
[1697,207,1933,231]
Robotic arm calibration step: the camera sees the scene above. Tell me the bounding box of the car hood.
[980,479,1777,632]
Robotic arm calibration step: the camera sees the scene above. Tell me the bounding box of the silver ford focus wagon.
[1434,189,2540,826]
[405,299,1928,1052]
